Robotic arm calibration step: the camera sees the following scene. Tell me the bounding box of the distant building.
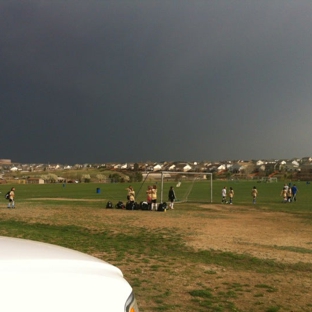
[27,178,45,184]
[0,159,11,164]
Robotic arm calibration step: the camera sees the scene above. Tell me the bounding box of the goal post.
[160,171,213,204]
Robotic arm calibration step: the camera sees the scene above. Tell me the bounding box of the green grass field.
[0,179,309,211]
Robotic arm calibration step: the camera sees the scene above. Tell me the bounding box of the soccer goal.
[160,171,213,204]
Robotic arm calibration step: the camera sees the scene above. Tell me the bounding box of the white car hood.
[0,236,132,312]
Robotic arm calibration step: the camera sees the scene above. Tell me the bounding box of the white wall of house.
[168,164,176,171]
[183,164,192,172]
[153,164,162,171]
[121,163,128,169]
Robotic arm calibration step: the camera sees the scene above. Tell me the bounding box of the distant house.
[301,157,312,163]
[217,164,226,171]
[27,178,44,184]
[257,164,266,172]
[291,160,300,168]
[230,163,246,173]
[168,164,176,171]
[173,162,190,172]
[183,164,192,172]
[128,163,135,170]
[153,164,162,171]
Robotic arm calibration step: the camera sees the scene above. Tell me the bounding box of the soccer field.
[1,179,310,212]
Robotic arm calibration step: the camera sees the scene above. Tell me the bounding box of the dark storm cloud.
[1,1,312,164]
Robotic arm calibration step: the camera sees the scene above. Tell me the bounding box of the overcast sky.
[1,1,312,164]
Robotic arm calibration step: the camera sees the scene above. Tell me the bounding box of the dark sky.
[1,1,312,164]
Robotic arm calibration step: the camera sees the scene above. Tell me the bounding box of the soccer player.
[221,186,227,203]
[251,186,258,204]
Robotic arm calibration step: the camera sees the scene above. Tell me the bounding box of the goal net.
[160,171,213,204]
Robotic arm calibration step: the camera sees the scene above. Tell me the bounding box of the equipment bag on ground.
[106,201,113,208]
[140,201,149,211]
[115,201,125,209]
[157,202,167,212]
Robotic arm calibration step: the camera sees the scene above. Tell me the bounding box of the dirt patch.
[186,204,312,264]
[103,204,312,264]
